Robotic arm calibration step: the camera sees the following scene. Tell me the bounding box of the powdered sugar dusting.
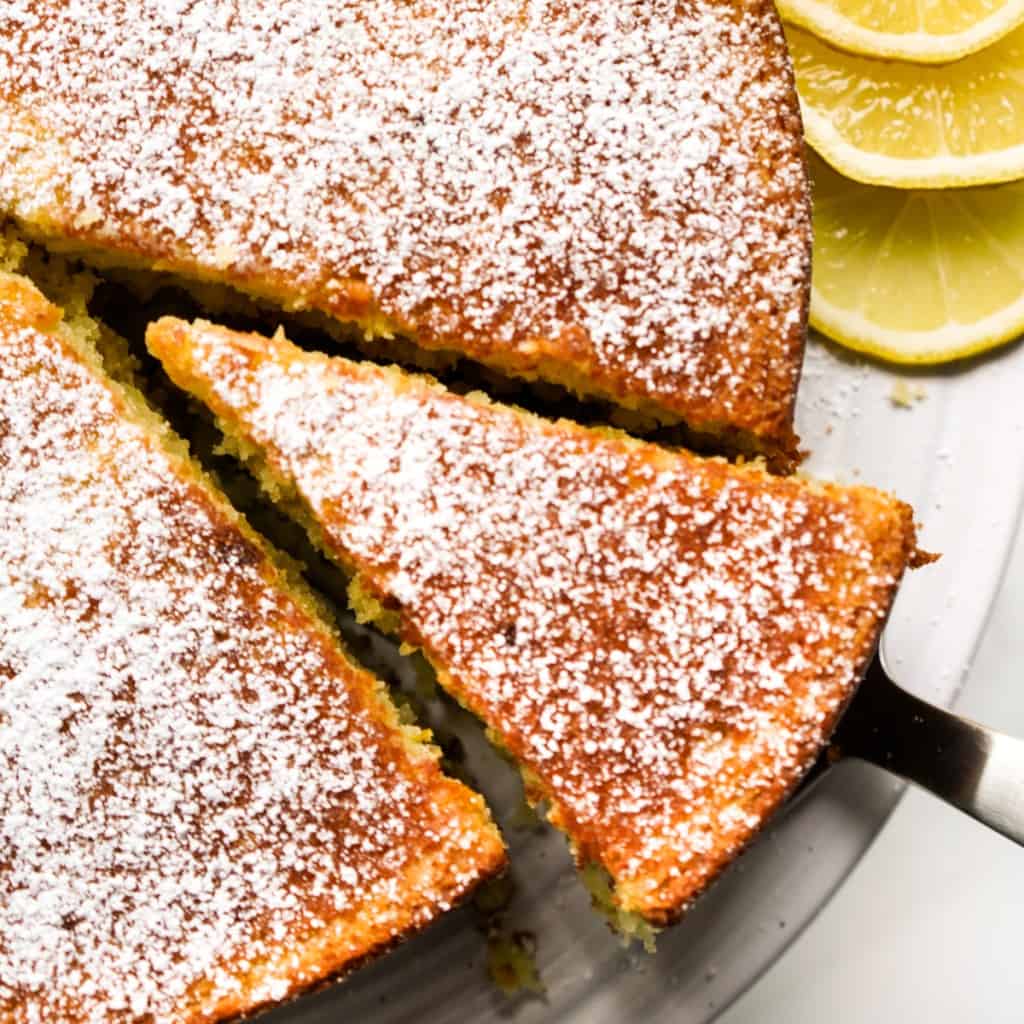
[0,286,499,1022]
[0,0,810,442]
[154,320,910,919]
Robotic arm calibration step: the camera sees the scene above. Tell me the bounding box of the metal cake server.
[827,647,1024,847]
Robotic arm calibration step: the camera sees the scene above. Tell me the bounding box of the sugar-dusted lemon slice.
[788,24,1024,188]
[778,0,1024,63]
[809,151,1024,363]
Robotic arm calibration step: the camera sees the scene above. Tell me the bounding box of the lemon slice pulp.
[788,24,1024,188]
[809,151,1024,364]
[778,0,1024,63]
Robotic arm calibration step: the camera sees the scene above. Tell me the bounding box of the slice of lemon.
[778,0,1024,63]
[787,24,1024,188]
[808,151,1024,364]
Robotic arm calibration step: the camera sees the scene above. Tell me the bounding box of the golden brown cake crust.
[0,277,505,1023]
[0,0,810,459]
[148,317,917,926]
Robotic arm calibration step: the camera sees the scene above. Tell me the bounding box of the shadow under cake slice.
[0,274,505,1023]
[147,316,922,930]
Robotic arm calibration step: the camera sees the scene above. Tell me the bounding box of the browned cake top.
[0,278,504,1024]
[149,318,916,924]
[0,0,810,452]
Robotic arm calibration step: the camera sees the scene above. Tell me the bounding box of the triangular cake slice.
[0,0,810,463]
[148,317,920,927]
[0,274,505,1022]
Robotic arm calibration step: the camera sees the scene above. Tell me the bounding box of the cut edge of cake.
[6,217,804,471]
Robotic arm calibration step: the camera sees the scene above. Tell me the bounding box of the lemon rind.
[810,287,1024,365]
[779,1,1024,64]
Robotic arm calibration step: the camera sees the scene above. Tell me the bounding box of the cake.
[0,272,505,1022]
[0,0,811,464]
[147,316,920,928]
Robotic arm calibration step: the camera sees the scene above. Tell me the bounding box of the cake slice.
[0,0,810,463]
[0,274,505,1023]
[148,317,921,928]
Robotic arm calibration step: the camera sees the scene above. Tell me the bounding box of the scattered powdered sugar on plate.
[0,0,810,437]
[798,340,871,426]
[154,320,912,919]
[0,286,498,1022]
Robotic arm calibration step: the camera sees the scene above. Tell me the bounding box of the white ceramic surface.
[267,329,1024,1024]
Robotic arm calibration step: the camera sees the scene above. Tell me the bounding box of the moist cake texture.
[0,275,505,1023]
[148,317,918,926]
[0,0,811,460]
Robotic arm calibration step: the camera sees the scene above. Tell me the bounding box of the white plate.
[268,330,1024,1024]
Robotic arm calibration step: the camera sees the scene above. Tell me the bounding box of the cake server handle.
[832,653,1024,847]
